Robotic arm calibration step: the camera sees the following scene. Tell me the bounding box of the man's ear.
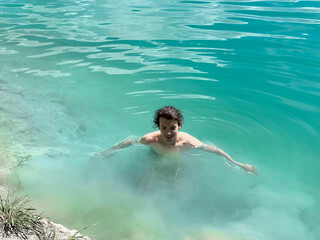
[178,122,182,130]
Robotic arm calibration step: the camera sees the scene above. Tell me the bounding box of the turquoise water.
[1,0,320,239]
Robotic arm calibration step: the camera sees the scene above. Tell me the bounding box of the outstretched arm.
[182,133,259,175]
[197,143,260,175]
[93,138,140,157]
[93,132,159,158]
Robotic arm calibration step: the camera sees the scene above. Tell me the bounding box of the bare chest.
[150,141,191,155]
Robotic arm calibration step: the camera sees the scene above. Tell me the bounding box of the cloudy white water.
[1,0,320,239]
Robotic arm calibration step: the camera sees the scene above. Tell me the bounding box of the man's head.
[153,106,183,128]
[153,106,183,144]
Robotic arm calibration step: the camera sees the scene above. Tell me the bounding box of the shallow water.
[1,0,320,239]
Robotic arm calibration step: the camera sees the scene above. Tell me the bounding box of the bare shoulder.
[140,131,160,145]
[178,132,203,148]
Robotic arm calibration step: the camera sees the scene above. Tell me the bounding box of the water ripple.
[158,93,216,101]
[1,0,319,81]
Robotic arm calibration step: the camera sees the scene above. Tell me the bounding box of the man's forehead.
[159,117,178,125]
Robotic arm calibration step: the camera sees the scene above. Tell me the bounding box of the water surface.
[1,0,320,239]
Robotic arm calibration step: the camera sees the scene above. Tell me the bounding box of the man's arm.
[93,138,140,157]
[198,144,259,175]
[184,133,260,175]
[93,132,158,158]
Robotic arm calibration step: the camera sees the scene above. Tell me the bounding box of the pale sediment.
[0,81,93,240]
[0,146,94,240]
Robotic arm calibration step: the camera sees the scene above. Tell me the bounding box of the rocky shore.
[3,219,93,240]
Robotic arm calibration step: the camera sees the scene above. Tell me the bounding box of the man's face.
[158,117,181,145]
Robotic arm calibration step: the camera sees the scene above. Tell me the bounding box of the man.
[95,106,259,175]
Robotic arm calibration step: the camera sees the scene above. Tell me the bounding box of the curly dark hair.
[153,106,183,128]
